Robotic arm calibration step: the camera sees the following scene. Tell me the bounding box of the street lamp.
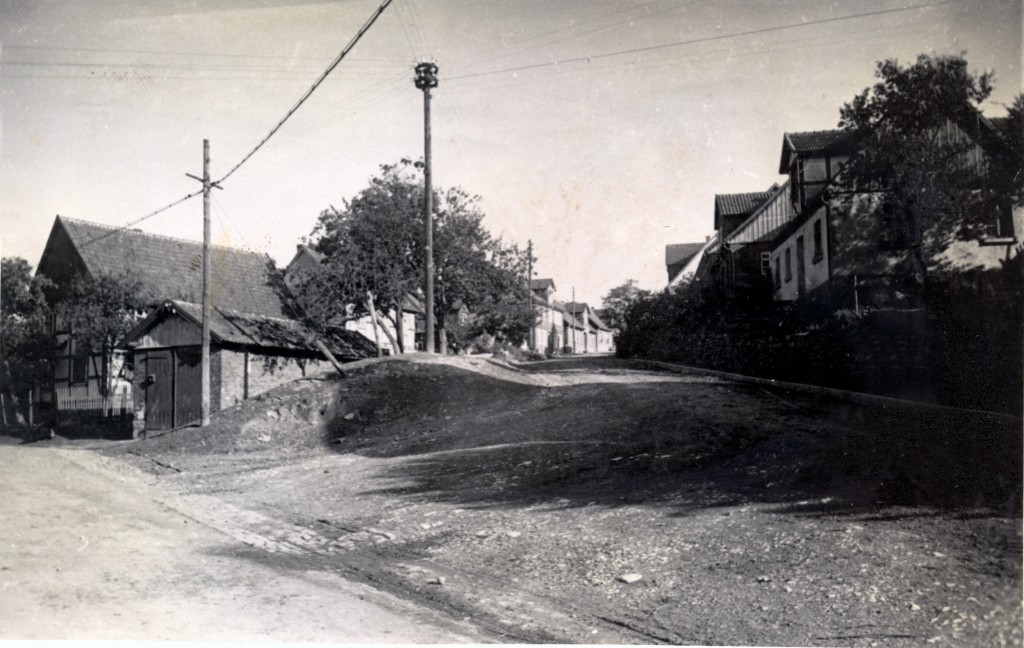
[414,61,438,353]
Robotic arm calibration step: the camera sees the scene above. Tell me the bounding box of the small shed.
[121,300,375,432]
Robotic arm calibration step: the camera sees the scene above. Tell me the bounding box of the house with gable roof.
[768,114,1021,306]
[528,278,564,355]
[35,216,374,434]
[564,301,614,353]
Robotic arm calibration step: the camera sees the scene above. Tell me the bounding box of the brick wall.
[216,348,329,407]
[218,348,246,410]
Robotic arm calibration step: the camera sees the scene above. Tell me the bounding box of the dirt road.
[7,355,1022,645]
[0,441,490,642]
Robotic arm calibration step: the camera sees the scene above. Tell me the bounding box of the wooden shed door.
[145,351,174,431]
[174,346,202,427]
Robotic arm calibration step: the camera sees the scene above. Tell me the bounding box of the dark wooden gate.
[174,346,202,427]
[144,346,203,431]
[144,350,174,431]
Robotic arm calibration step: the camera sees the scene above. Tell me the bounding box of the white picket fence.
[53,388,132,434]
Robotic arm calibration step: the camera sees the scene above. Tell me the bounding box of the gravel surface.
[101,354,1022,646]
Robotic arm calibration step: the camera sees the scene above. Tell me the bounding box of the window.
[760,251,772,277]
[71,355,88,385]
[784,247,792,282]
[812,219,823,263]
[774,256,781,289]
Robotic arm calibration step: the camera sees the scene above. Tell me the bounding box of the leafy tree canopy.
[295,159,534,351]
[600,279,645,332]
[1,258,53,390]
[51,271,153,353]
[837,53,1019,284]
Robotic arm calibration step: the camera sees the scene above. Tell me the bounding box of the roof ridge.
[170,299,300,324]
[59,215,270,258]
[784,127,845,136]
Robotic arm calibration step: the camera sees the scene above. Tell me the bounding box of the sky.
[0,0,1020,306]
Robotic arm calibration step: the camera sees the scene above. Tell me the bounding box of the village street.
[2,355,1022,645]
[0,438,489,642]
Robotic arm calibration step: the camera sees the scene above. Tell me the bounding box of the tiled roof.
[286,244,324,270]
[786,129,849,153]
[715,192,773,218]
[587,309,611,331]
[665,242,705,267]
[779,129,854,173]
[561,310,585,329]
[552,300,582,326]
[562,301,588,315]
[49,216,290,319]
[530,278,555,291]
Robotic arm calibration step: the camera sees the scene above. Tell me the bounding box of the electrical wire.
[76,191,203,250]
[446,0,954,83]
[215,0,395,185]
[2,43,405,63]
[458,0,705,76]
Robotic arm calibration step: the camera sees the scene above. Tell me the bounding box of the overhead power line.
[447,0,955,82]
[215,0,395,185]
[2,43,404,63]
[77,191,203,250]
[56,0,396,251]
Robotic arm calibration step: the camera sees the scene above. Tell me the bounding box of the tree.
[837,53,1018,288]
[295,160,534,352]
[600,279,645,332]
[1,258,53,403]
[50,271,153,354]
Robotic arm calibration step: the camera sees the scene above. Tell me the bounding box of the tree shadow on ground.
[324,361,1022,519]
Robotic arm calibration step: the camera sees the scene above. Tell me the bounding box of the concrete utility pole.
[414,61,438,354]
[187,140,219,426]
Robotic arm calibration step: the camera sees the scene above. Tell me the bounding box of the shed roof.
[41,216,290,319]
[122,300,376,360]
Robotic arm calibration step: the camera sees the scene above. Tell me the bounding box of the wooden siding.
[132,312,203,349]
[728,186,795,246]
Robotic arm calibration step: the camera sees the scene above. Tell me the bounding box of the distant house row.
[528,278,614,355]
[666,111,1021,308]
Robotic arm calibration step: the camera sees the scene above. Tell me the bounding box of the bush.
[615,258,1023,415]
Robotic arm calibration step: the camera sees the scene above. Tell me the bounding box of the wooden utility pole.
[572,286,577,354]
[415,61,438,354]
[187,140,218,426]
[200,140,212,426]
[527,239,534,351]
